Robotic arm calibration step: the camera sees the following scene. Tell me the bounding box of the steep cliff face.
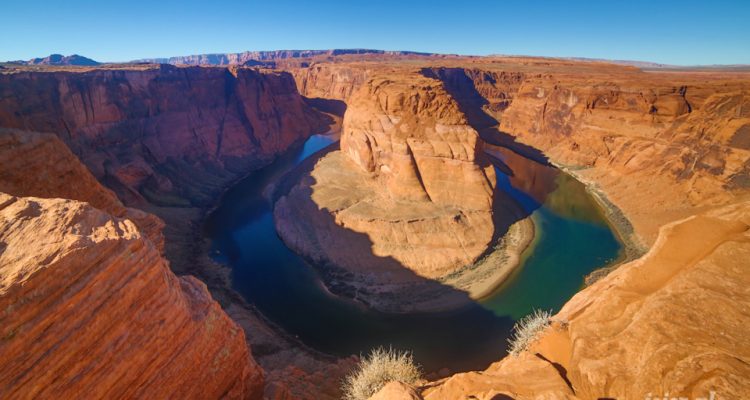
[0,65,327,208]
[274,73,504,312]
[290,63,370,102]
[0,193,263,399]
[286,63,750,245]
[414,200,750,399]
[442,68,750,244]
[0,127,263,398]
[422,67,525,121]
[341,75,496,210]
[285,58,750,398]
[0,127,164,249]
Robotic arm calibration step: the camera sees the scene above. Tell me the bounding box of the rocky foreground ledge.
[0,127,264,398]
[274,73,534,312]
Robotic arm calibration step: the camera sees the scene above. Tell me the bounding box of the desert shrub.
[507,309,552,357]
[341,347,422,400]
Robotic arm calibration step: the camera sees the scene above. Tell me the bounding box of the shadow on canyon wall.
[303,97,348,117]
[421,67,551,166]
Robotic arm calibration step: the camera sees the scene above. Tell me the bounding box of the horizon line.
[5,48,750,68]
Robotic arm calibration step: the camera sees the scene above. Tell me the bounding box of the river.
[204,133,621,372]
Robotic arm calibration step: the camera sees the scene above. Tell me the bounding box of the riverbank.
[555,165,650,286]
[441,203,536,301]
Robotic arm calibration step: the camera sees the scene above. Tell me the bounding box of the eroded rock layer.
[341,75,496,210]
[0,127,263,398]
[0,193,263,399]
[0,127,164,250]
[0,64,347,399]
[288,60,750,247]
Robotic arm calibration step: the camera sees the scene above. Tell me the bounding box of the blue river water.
[204,134,621,372]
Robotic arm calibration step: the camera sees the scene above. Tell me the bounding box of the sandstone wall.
[286,62,750,245]
[341,74,496,210]
[0,127,263,398]
[0,127,164,250]
[0,193,263,399]
[0,65,327,208]
[274,73,502,311]
[448,68,750,243]
[289,63,370,102]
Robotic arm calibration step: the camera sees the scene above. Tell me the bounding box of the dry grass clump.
[342,347,422,400]
[507,309,552,357]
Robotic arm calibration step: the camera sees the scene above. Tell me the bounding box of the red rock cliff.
[0,193,263,399]
[0,65,328,207]
[427,65,750,244]
[0,127,263,398]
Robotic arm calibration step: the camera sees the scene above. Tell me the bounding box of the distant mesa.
[243,59,277,68]
[24,54,100,66]
[134,48,436,65]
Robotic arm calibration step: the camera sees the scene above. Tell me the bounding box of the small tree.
[342,347,422,400]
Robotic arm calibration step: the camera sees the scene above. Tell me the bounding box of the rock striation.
[492,74,750,243]
[3,54,750,399]
[290,60,750,247]
[0,64,347,398]
[0,126,264,399]
[341,75,496,210]
[274,73,502,312]
[281,56,750,397]
[421,66,750,246]
[290,63,370,103]
[0,127,164,250]
[0,193,263,399]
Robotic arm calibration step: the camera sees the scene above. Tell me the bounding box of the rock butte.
[274,73,514,311]
[0,52,749,398]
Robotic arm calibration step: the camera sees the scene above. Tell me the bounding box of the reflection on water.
[205,135,622,372]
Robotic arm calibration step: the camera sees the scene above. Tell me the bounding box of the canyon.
[1,51,749,399]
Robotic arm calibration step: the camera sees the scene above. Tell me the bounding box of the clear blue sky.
[2,0,749,65]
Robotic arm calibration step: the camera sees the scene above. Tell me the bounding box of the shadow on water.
[481,145,621,319]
